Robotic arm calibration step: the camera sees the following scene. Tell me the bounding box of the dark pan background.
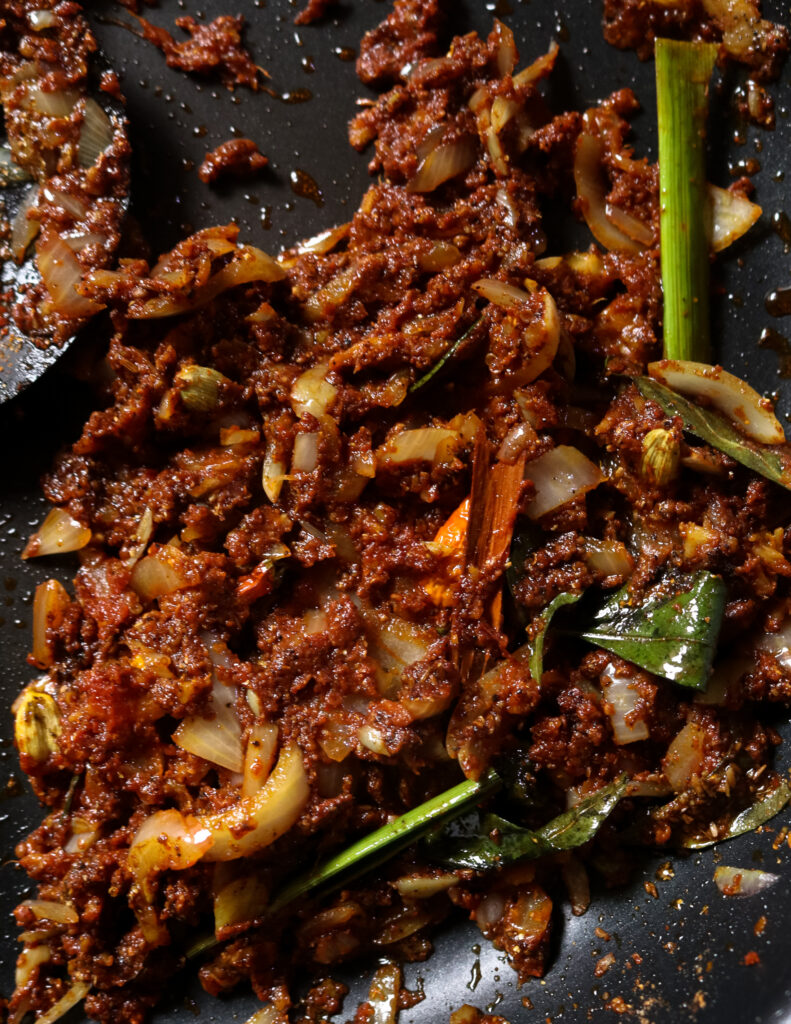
[2,2,791,1021]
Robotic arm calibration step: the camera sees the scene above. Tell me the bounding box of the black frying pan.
[1,2,790,1021]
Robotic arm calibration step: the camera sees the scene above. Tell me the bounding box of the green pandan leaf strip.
[636,377,791,491]
[426,774,628,871]
[529,591,584,683]
[580,570,725,691]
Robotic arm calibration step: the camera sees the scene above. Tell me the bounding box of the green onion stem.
[655,38,718,362]
[267,768,501,915]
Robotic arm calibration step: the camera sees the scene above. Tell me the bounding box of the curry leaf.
[530,591,584,683]
[410,318,482,393]
[683,780,791,850]
[580,571,725,690]
[636,377,791,491]
[266,769,501,915]
[425,774,628,870]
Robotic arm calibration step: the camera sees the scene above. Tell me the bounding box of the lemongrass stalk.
[267,769,501,915]
[655,38,718,362]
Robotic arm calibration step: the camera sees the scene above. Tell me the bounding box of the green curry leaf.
[683,779,791,849]
[635,377,791,491]
[579,571,725,690]
[425,774,628,870]
[530,591,584,683]
[410,318,482,393]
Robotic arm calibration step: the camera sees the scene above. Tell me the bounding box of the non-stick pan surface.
[2,3,791,1021]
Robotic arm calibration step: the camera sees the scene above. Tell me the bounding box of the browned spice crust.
[198,139,269,186]
[138,13,260,90]
[295,0,338,26]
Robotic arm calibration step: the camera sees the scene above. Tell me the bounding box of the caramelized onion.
[574,134,643,253]
[707,183,761,252]
[366,963,401,1024]
[15,943,51,990]
[291,363,337,418]
[663,722,706,793]
[173,678,243,773]
[377,427,458,466]
[38,235,102,318]
[130,545,190,600]
[713,865,779,898]
[648,359,785,445]
[34,982,90,1024]
[605,200,654,245]
[525,445,604,519]
[513,39,560,87]
[394,872,457,898]
[19,899,78,925]
[31,579,70,669]
[11,185,40,262]
[292,432,319,473]
[242,722,279,797]
[600,663,649,745]
[29,86,78,117]
[406,136,477,193]
[23,507,91,559]
[473,277,531,309]
[262,447,287,503]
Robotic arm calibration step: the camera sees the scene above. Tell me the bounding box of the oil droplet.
[333,46,356,62]
[486,0,513,13]
[759,327,791,377]
[301,55,316,73]
[274,87,313,104]
[193,124,207,138]
[260,206,272,230]
[467,957,482,991]
[765,286,791,317]
[771,210,791,249]
[289,168,324,207]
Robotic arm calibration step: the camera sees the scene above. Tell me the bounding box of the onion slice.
[574,134,643,253]
[647,359,785,445]
[707,183,761,252]
[22,507,91,559]
[714,865,779,898]
[34,982,90,1024]
[173,678,243,773]
[525,445,604,519]
[38,235,103,318]
[406,136,477,193]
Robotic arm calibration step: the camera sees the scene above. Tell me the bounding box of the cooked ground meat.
[8,2,791,1023]
[138,14,260,90]
[295,0,338,26]
[198,138,269,185]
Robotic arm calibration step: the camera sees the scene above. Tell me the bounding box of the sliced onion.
[525,445,604,519]
[600,663,649,744]
[418,240,462,271]
[513,39,560,88]
[292,432,319,473]
[123,508,154,568]
[11,185,40,262]
[756,619,791,671]
[584,538,634,579]
[292,221,350,257]
[131,546,190,599]
[496,422,535,464]
[707,183,761,252]
[242,722,279,797]
[32,579,70,669]
[22,507,91,559]
[605,200,654,245]
[366,963,401,1024]
[493,18,518,76]
[38,235,102,318]
[173,679,243,773]
[42,186,88,219]
[214,871,270,932]
[63,231,109,252]
[200,742,309,861]
[406,136,478,193]
[291,363,337,418]
[304,264,357,322]
[28,9,59,29]
[15,943,51,989]
[377,427,458,466]
[375,905,433,945]
[714,865,779,898]
[663,722,706,793]
[647,359,785,445]
[504,888,553,943]
[475,892,506,930]
[128,809,214,899]
[19,899,78,925]
[358,724,390,755]
[243,1007,281,1024]
[394,872,458,898]
[701,0,778,63]
[574,134,643,253]
[319,717,357,761]
[262,448,287,503]
[133,246,286,319]
[33,982,90,1024]
[29,87,78,117]
[473,277,531,309]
